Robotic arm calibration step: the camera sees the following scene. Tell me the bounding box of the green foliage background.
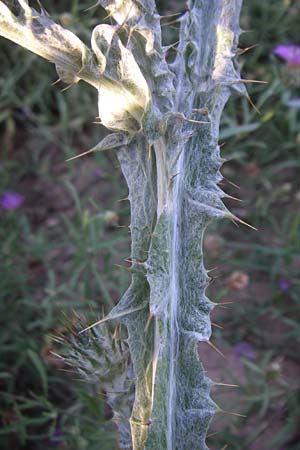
[0,0,299,449]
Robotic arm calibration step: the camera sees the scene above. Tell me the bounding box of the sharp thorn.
[231,217,240,229]
[126,25,137,47]
[225,194,243,202]
[222,176,241,190]
[236,78,268,85]
[206,267,219,273]
[79,319,102,333]
[230,214,257,231]
[49,351,64,360]
[51,335,65,344]
[84,1,101,12]
[207,340,225,358]
[219,409,247,418]
[164,40,180,52]
[175,113,209,125]
[212,322,223,329]
[206,431,221,439]
[237,44,258,55]
[60,82,76,93]
[51,78,61,86]
[113,264,131,273]
[112,323,121,340]
[246,95,261,115]
[58,368,78,374]
[214,301,233,310]
[66,147,96,162]
[216,301,234,305]
[144,313,153,332]
[160,11,184,19]
[124,258,144,266]
[161,18,181,27]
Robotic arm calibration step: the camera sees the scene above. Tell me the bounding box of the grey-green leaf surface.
[103,1,245,449]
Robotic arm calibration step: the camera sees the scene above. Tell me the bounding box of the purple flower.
[233,342,256,360]
[49,429,65,448]
[93,168,103,178]
[0,191,24,210]
[278,278,290,293]
[273,44,300,66]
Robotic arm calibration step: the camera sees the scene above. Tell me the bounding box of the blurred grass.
[0,0,300,449]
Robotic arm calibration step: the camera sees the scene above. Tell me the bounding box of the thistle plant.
[0,1,249,448]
